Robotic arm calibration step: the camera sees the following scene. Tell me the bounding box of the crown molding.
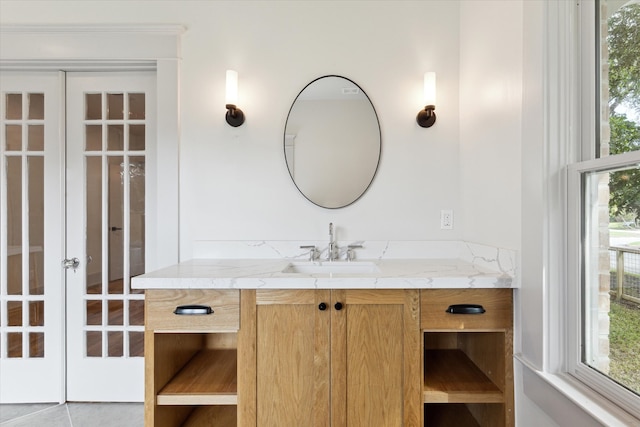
[0,24,186,35]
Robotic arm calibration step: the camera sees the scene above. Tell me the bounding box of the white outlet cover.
[440,210,453,229]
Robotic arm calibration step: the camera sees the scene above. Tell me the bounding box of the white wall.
[176,1,468,256]
[0,1,499,257]
[459,0,523,251]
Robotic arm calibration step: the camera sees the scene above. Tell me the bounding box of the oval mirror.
[284,76,381,209]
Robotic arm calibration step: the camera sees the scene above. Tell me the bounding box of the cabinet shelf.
[424,404,481,426]
[157,349,237,405]
[423,349,503,403]
[182,406,237,426]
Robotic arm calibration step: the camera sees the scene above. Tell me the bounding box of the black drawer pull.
[446,304,486,314]
[174,305,214,315]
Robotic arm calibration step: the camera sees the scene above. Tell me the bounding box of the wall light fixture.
[225,70,245,127]
[416,72,436,128]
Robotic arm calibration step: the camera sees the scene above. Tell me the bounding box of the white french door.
[0,72,65,403]
[66,72,155,401]
[1,71,155,403]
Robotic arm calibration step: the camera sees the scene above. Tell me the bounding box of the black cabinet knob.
[334,302,343,311]
[319,302,327,311]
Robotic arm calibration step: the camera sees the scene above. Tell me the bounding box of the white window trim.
[518,1,640,425]
[518,355,640,426]
[567,152,640,420]
[564,0,640,421]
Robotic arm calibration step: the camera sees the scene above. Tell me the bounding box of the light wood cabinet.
[238,289,422,427]
[145,289,242,427]
[421,289,514,427]
[144,287,513,427]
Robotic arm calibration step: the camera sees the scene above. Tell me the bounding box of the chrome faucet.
[346,244,363,261]
[327,222,338,261]
[300,245,318,261]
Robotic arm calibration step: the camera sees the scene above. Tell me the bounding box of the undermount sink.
[282,261,380,275]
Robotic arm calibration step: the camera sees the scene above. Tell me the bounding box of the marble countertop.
[132,257,514,290]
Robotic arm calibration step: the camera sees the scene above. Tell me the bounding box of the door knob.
[334,302,343,311]
[62,257,80,271]
[318,302,327,311]
[111,226,122,231]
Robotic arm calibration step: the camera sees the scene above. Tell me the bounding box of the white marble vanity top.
[133,258,513,289]
[132,241,517,290]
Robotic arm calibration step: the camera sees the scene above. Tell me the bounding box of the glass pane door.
[66,72,155,401]
[0,72,64,403]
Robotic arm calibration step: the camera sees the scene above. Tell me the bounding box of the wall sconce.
[416,72,436,128]
[225,70,245,127]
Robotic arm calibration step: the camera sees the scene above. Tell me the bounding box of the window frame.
[566,0,640,419]
[567,153,640,419]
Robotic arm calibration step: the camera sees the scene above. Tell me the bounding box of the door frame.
[0,25,182,403]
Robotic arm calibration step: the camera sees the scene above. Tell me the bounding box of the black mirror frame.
[283,75,382,209]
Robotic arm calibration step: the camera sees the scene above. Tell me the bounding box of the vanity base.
[144,288,513,426]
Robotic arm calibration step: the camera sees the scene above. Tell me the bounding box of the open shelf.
[424,404,481,426]
[423,349,503,403]
[182,406,237,426]
[157,349,237,405]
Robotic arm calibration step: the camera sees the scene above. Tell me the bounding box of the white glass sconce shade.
[226,70,238,105]
[225,69,245,127]
[417,72,436,128]
[423,72,436,106]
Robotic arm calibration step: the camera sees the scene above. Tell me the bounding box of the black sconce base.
[225,104,245,127]
[416,106,436,128]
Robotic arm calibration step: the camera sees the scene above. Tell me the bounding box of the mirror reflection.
[284,76,381,209]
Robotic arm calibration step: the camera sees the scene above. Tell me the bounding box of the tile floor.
[0,403,143,426]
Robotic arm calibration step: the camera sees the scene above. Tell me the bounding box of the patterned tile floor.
[0,403,143,426]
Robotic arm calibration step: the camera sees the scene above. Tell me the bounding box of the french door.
[0,72,65,402]
[65,72,155,401]
[0,71,155,402]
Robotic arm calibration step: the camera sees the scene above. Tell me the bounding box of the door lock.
[62,257,80,272]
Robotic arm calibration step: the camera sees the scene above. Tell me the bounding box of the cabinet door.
[331,290,421,427]
[254,290,331,427]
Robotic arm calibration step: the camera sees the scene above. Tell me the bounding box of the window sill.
[516,355,639,426]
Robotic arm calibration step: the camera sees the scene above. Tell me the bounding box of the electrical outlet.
[440,210,453,230]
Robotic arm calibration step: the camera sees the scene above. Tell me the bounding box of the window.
[569,0,640,418]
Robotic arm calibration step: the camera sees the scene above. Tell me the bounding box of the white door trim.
[0,24,185,64]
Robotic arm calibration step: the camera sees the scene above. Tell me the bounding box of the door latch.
[62,257,80,272]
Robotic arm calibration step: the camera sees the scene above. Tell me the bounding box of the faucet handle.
[346,244,363,261]
[300,245,318,261]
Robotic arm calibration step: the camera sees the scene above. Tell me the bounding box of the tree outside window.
[588,0,640,397]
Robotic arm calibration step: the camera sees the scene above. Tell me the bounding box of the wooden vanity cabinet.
[238,289,422,427]
[145,289,242,427]
[144,287,513,427]
[421,289,514,427]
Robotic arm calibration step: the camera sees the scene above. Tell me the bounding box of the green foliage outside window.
[608,3,640,223]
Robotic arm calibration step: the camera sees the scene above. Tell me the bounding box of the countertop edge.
[132,258,517,290]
